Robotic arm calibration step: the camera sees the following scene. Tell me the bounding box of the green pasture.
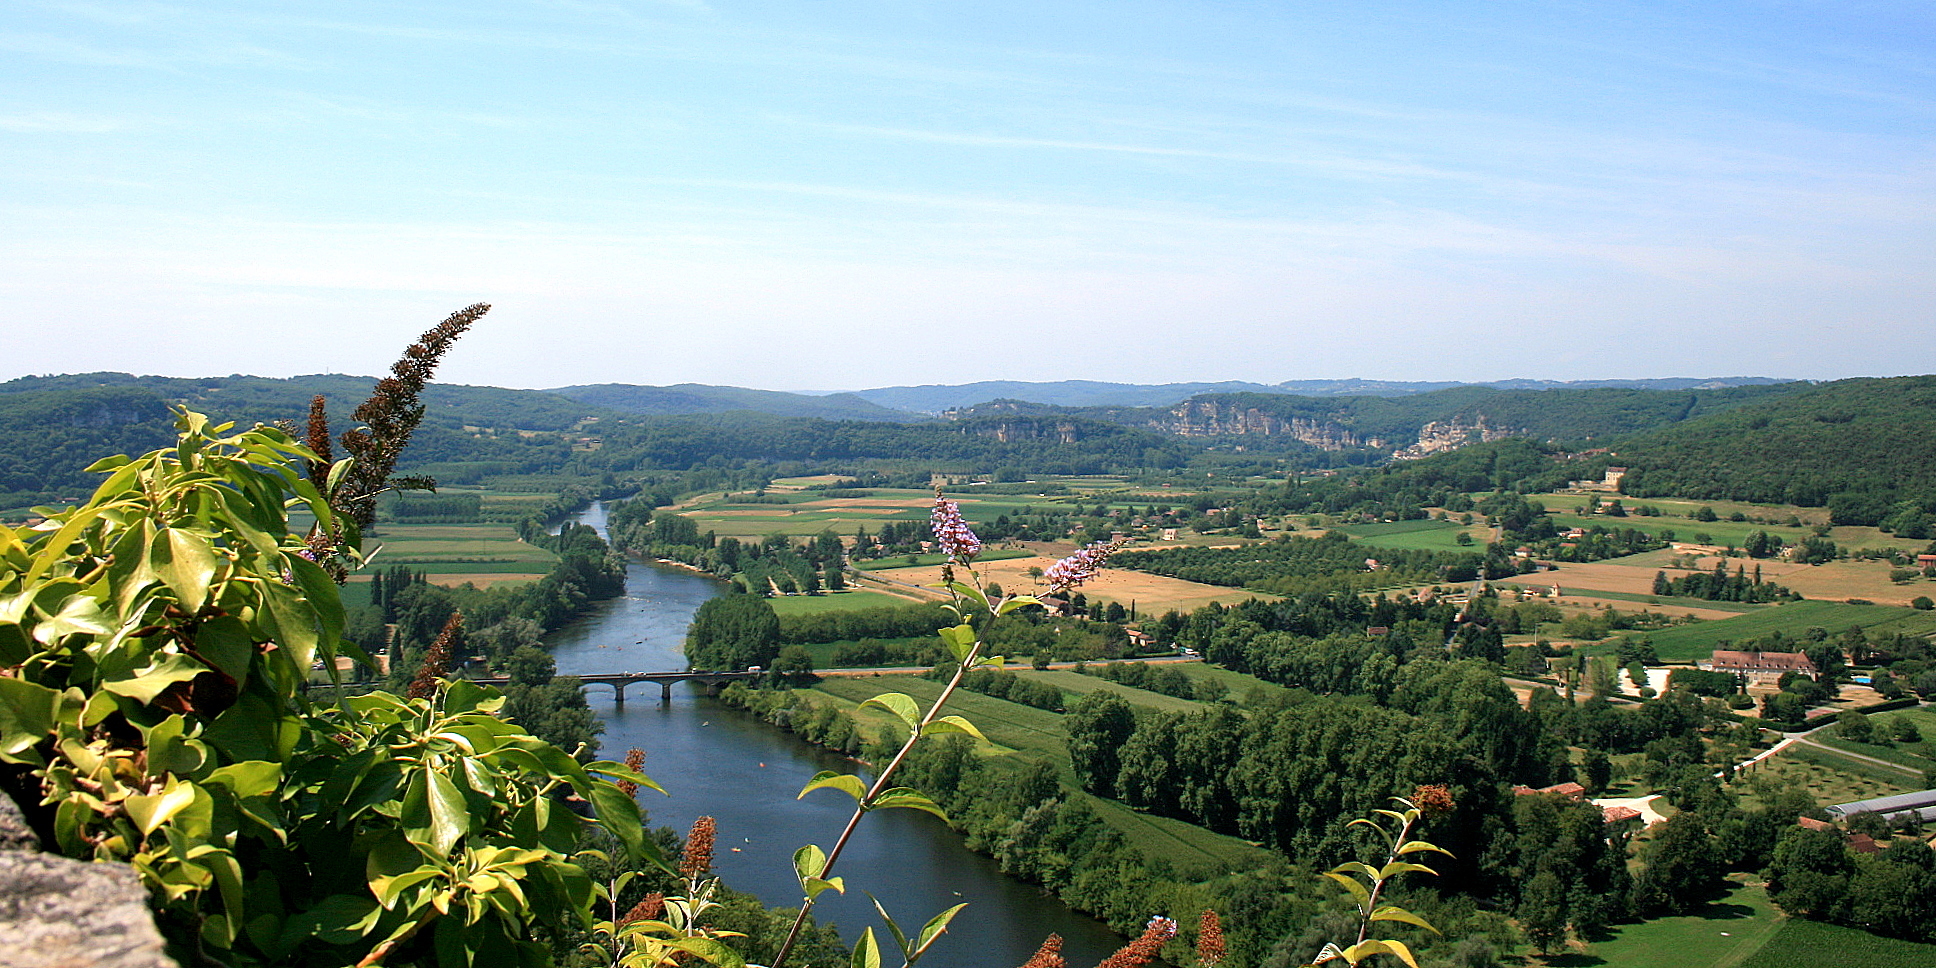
[1566,878,1781,968]
[1545,587,1765,613]
[1169,663,1295,706]
[1737,917,1936,968]
[803,675,1267,870]
[764,590,916,616]
[1629,602,1936,662]
[1889,706,1936,741]
[1019,670,1204,713]
[1339,519,1489,551]
[1542,511,1812,550]
[851,549,1035,570]
[799,635,934,669]
[1811,736,1934,776]
[1526,493,1908,552]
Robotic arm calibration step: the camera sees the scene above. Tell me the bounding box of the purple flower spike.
[930,495,982,562]
[1043,538,1122,590]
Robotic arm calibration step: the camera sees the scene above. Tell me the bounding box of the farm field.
[674,484,1160,540]
[1016,669,1205,713]
[360,521,556,587]
[1736,917,1936,968]
[1564,878,1781,968]
[1631,601,1936,662]
[865,553,1278,614]
[764,589,917,616]
[851,549,1034,570]
[804,674,1269,871]
[1338,518,1491,551]
[1759,745,1917,804]
[1811,736,1935,777]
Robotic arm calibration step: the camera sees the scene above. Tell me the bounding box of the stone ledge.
[1,789,178,968]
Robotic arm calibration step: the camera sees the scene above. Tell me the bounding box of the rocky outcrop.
[960,417,1087,444]
[1154,400,1377,450]
[0,789,177,968]
[1391,416,1521,460]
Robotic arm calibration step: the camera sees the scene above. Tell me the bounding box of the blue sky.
[4,1,1932,391]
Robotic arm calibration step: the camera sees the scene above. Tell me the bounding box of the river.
[545,503,1129,967]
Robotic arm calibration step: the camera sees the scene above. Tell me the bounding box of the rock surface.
[0,790,177,968]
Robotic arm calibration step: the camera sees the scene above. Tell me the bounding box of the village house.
[1699,649,1817,682]
[1512,782,1586,800]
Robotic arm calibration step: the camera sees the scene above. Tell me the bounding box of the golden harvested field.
[868,553,1276,613]
[425,573,547,588]
[1689,556,1933,606]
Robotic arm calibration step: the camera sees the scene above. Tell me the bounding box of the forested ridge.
[1609,376,1936,524]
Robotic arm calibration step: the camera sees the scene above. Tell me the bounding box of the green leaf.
[257,582,320,671]
[793,843,829,882]
[0,677,60,761]
[1375,861,1438,880]
[101,652,207,704]
[151,527,219,614]
[858,692,921,729]
[143,715,205,777]
[920,716,985,742]
[30,592,111,644]
[936,624,977,662]
[124,777,197,836]
[995,594,1041,616]
[373,867,444,909]
[799,771,868,802]
[667,935,748,968]
[193,615,255,683]
[1342,939,1420,968]
[205,760,281,799]
[1397,840,1453,857]
[942,581,990,613]
[585,760,664,796]
[1322,871,1371,908]
[424,768,470,857]
[1368,906,1440,934]
[443,678,501,717]
[585,778,659,871]
[865,788,946,821]
[913,902,968,958]
[865,893,911,959]
[851,926,882,968]
[802,875,845,900]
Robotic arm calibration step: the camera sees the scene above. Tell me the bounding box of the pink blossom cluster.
[1043,538,1121,590]
[930,496,983,561]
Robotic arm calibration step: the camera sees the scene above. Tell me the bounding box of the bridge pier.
[662,681,673,702]
[613,682,626,704]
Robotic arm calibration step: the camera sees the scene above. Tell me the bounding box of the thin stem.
[1352,814,1415,948]
[769,581,994,968]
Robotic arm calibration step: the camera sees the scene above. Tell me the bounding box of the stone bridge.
[459,669,764,702]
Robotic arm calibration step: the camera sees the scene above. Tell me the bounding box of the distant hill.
[848,377,1792,413]
[0,372,622,509]
[1608,375,1936,526]
[947,383,1811,457]
[549,383,919,422]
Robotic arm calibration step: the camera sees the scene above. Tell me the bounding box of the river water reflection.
[544,504,1128,967]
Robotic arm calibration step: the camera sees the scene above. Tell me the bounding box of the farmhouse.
[1601,805,1642,827]
[1512,782,1587,801]
[1700,649,1817,682]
